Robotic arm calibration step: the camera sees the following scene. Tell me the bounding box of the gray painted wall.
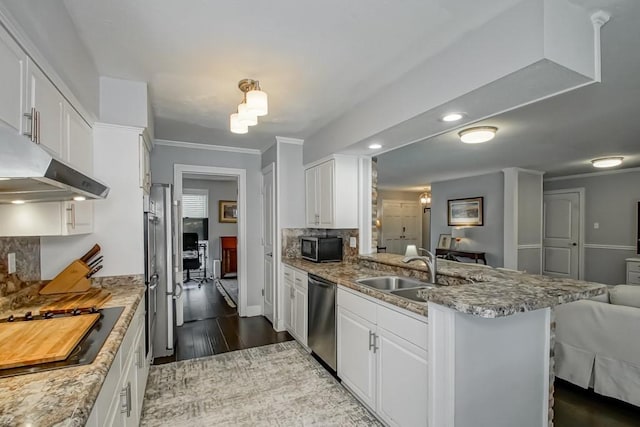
[151,145,264,307]
[261,143,277,170]
[431,172,504,267]
[544,170,640,284]
[182,179,238,260]
[1,0,100,116]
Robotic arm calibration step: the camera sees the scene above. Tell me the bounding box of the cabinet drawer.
[628,271,640,285]
[627,261,640,273]
[377,305,428,351]
[294,270,307,289]
[337,288,376,324]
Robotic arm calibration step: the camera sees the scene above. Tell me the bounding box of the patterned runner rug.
[140,341,380,426]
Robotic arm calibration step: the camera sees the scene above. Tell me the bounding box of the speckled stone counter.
[0,275,145,427]
[283,258,429,316]
[285,253,606,319]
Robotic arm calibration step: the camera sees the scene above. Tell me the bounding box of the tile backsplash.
[282,228,359,263]
[0,237,41,297]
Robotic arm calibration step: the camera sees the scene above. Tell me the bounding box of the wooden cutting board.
[39,289,112,314]
[0,313,100,370]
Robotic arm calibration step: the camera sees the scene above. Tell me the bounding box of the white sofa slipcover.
[555,290,640,407]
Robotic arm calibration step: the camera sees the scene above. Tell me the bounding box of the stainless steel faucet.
[402,249,437,284]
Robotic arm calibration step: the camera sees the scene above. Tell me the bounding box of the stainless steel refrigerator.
[148,183,181,358]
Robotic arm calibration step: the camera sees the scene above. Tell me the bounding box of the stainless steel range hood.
[0,127,109,203]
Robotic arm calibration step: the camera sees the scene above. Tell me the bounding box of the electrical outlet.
[594,222,599,229]
[349,237,357,248]
[7,253,16,274]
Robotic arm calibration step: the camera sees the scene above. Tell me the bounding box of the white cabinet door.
[283,278,293,332]
[377,327,428,427]
[305,167,318,227]
[317,160,334,227]
[26,59,64,156]
[0,26,26,134]
[337,306,377,409]
[61,103,94,235]
[294,285,307,347]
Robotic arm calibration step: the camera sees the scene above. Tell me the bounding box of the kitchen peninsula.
[283,253,606,427]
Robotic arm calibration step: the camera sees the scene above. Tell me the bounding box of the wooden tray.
[39,289,112,314]
[0,313,100,370]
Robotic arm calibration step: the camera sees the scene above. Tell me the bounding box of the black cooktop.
[0,306,124,378]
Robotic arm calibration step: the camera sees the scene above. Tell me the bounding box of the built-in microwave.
[301,236,343,263]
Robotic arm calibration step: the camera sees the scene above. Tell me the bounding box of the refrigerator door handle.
[172,282,183,299]
[148,273,159,290]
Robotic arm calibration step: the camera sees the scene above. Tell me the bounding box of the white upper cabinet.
[26,58,64,157]
[0,25,26,134]
[305,156,358,229]
[64,103,93,174]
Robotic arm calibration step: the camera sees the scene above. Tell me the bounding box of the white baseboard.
[244,305,263,317]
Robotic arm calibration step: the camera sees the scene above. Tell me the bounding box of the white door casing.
[174,164,249,316]
[262,164,275,322]
[543,190,583,279]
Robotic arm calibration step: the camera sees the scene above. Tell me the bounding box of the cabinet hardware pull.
[66,204,76,229]
[23,108,36,141]
[35,110,41,144]
[373,333,379,353]
[368,330,375,352]
[120,386,128,414]
[126,382,132,417]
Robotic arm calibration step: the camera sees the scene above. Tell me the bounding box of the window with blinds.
[182,191,208,218]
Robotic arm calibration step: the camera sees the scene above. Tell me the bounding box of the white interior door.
[401,202,419,251]
[543,191,581,279]
[382,201,403,254]
[262,165,275,322]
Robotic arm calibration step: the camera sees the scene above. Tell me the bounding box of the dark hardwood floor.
[554,379,640,427]
[154,279,292,365]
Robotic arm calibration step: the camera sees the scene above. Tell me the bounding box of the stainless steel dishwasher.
[307,274,337,371]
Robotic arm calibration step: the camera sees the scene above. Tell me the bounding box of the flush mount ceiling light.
[591,157,623,168]
[368,143,382,150]
[441,112,464,122]
[458,126,498,144]
[229,79,268,134]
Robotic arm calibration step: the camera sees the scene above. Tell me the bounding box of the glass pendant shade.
[246,89,268,116]
[237,102,258,126]
[229,113,248,134]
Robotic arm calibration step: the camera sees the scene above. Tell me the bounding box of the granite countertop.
[0,276,145,427]
[284,254,607,319]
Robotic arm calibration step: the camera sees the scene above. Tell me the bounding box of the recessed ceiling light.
[11,200,25,205]
[368,143,382,150]
[442,113,464,122]
[73,196,86,201]
[458,126,498,144]
[591,157,623,168]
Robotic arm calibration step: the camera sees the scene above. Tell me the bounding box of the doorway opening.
[153,164,290,364]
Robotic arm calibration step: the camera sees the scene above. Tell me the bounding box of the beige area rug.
[141,341,380,426]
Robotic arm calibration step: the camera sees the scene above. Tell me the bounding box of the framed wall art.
[448,197,484,226]
[219,200,238,223]
[437,234,452,249]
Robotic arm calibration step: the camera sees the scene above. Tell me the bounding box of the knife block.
[39,260,92,295]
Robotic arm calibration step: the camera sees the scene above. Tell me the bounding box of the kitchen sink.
[388,287,433,302]
[356,276,426,291]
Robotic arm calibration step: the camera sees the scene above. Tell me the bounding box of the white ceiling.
[61,0,640,184]
[377,0,640,189]
[62,0,521,149]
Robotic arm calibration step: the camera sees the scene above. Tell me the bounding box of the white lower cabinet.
[281,264,308,347]
[87,302,149,427]
[337,305,377,409]
[337,287,428,427]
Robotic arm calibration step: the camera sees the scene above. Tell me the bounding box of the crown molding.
[276,136,304,145]
[154,139,261,155]
[544,167,640,182]
[93,122,145,133]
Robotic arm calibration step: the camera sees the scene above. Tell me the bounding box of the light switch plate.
[349,237,357,248]
[594,222,599,229]
[7,253,16,274]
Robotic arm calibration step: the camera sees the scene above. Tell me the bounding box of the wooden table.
[435,248,487,265]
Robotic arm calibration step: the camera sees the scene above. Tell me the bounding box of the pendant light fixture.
[419,189,431,206]
[230,79,268,134]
